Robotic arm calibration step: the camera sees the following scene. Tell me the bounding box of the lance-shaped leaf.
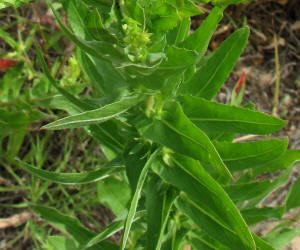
[30,204,118,249]
[19,158,123,185]
[253,149,300,176]
[224,180,275,202]
[241,206,285,226]
[178,95,287,135]
[141,101,232,181]
[178,27,249,99]
[214,139,288,172]
[264,221,300,250]
[176,195,254,250]
[146,175,178,250]
[120,148,161,250]
[285,174,300,210]
[43,96,141,130]
[189,231,231,250]
[252,233,275,250]
[181,6,224,59]
[152,154,255,249]
[245,167,293,209]
[82,211,146,249]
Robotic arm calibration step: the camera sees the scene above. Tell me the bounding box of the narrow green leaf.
[146,175,178,250]
[19,159,123,185]
[264,221,300,250]
[253,150,300,176]
[241,206,285,225]
[178,95,287,135]
[245,167,293,209]
[176,195,254,250]
[62,0,90,38]
[152,154,255,249]
[30,204,94,244]
[141,101,232,181]
[179,27,249,99]
[252,233,275,250]
[174,18,191,45]
[224,180,274,202]
[182,6,224,59]
[43,96,141,130]
[0,29,19,50]
[31,204,119,249]
[286,174,300,210]
[83,211,146,249]
[190,237,216,250]
[214,139,288,172]
[120,148,161,250]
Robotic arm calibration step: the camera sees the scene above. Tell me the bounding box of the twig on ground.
[0,212,34,229]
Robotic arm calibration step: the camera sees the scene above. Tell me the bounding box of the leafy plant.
[20,0,300,249]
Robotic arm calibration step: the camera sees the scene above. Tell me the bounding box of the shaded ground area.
[0,0,300,249]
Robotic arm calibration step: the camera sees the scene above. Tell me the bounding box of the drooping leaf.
[19,158,123,185]
[178,95,287,135]
[43,96,141,130]
[152,153,255,249]
[179,27,249,99]
[31,204,120,249]
[30,204,92,243]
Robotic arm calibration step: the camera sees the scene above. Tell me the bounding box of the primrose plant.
[23,0,300,249]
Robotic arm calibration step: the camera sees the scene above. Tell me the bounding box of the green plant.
[20,0,300,249]
[0,7,103,248]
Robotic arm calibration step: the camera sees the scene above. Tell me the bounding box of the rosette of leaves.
[24,0,300,249]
